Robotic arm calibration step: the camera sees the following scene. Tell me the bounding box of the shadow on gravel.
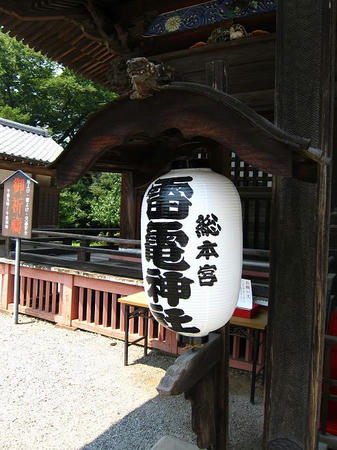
[130,350,176,370]
[81,369,264,450]
[81,394,196,450]
[17,319,36,325]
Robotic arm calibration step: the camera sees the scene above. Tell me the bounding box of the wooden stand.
[157,329,229,450]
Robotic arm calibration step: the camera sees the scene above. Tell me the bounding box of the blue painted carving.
[144,0,277,37]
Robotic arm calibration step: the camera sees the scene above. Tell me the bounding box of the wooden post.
[264,1,336,448]
[61,274,77,327]
[120,172,137,240]
[0,263,13,310]
[205,60,230,449]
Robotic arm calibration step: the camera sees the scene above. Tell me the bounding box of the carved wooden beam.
[55,81,316,188]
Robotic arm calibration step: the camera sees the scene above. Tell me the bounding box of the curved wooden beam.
[54,82,313,187]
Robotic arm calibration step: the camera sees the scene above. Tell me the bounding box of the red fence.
[0,261,178,354]
[0,260,265,369]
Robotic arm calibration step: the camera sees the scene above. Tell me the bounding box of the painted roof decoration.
[0,118,63,165]
[144,0,277,37]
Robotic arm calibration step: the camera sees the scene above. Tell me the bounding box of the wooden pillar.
[120,172,137,239]
[264,1,335,448]
[205,60,230,449]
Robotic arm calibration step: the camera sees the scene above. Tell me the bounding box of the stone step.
[151,436,201,450]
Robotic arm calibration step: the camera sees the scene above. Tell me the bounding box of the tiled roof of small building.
[0,118,63,165]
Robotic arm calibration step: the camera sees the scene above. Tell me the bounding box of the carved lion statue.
[126,57,161,100]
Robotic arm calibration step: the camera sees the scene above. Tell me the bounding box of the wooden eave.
[0,155,56,177]
[0,1,276,89]
[53,82,317,188]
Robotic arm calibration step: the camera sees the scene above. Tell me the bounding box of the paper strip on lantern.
[141,167,242,337]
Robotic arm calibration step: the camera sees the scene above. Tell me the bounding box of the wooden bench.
[118,292,150,366]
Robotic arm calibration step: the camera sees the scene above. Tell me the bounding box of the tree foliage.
[59,174,121,228]
[0,30,121,228]
[0,30,116,143]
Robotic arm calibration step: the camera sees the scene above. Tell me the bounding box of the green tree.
[89,173,121,227]
[0,30,116,143]
[0,30,121,228]
[59,174,121,228]
[58,177,92,228]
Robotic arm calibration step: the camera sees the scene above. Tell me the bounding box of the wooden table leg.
[124,304,130,366]
[144,310,149,357]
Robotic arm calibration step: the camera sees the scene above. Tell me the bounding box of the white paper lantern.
[141,165,242,337]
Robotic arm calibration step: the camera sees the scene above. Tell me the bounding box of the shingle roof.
[0,118,63,165]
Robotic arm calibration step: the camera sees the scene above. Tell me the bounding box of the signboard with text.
[237,279,253,310]
[1,170,37,239]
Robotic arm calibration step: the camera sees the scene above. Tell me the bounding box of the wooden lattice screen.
[230,152,272,250]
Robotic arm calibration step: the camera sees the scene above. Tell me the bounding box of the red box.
[233,303,260,318]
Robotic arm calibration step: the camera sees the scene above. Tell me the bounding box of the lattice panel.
[230,152,273,187]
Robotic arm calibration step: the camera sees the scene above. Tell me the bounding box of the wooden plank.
[149,316,155,339]
[102,291,108,327]
[8,303,63,324]
[32,279,38,309]
[51,282,57,314]
[74,276,142,296]
[86,288,92,323]
[31,229,139,246]
[38,280,44,311]
[120,303,125,332]
[19,276,25,306]
[78,287,84,321]
[244,332,252,363]
[232,336,240,360]
[264,0,336,447]
[159,325,165,342]
[58,284,63,315]
[94,290,100,325]
[12,265,71,284]
[129,306,135,334]
[111,293,117,329]
[119,290,147,307]
[167,330,178,355]
[45,281,51,312]
[26,277,31,308]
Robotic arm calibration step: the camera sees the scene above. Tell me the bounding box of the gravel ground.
[0,312,263,449]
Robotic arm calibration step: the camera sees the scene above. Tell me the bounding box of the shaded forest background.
[0,30,121,228]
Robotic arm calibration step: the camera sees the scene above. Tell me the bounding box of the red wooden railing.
[230,329,265,372]
[0,260,265,367]
[0,261,178,354]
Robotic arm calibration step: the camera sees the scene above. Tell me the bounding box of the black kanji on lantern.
[147,176,193,220]
[150,303,200,334]
[146,268,194,307]
[195,213,222,238]
[145,221,190,270]
[196,240,219,260]
[198,264,218,286]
